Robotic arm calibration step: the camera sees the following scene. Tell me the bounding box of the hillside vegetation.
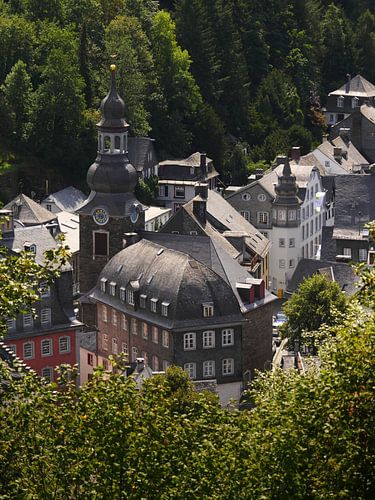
[0,0,374,188]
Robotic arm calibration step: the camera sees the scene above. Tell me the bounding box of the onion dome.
[87,153,138,194]
[97,65,128,130]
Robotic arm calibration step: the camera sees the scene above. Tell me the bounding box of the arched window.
[104,136,111,151]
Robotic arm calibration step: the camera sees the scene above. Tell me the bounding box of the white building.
[144,206,172,231]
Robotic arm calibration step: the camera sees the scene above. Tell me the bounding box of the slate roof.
[359,103,375,123]
[1,224,71,270]
[329,75,375,97]
[184,190,271,258]
[287,258,359,296]
[127,137,157,173]
[4,193,56,226]
[332,175,375,240]
[159,152,213,167]
[90,239,245,330]
[145,206,171,223]
[315,138,369,174]
[321,227,336,261]
[43,187,87,213]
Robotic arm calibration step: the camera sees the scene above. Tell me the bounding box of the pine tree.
[355,9,375,83]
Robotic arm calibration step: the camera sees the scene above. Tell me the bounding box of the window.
[126,289,134,306]
[161,302,169,317]
[122,342,128,357]
[174,204,182,213]
[184,332,196,350]
[242,193,251,201]
[131,318,138,335]
[302,225,305,240]
[222,358,234,375]
[289,259,295,268]
[152,327,159,344]
[102,359,109,371]
[112,338,118,354]
[337,96,344,108]
[289,238,295,248]
[174,185,185,198]
[23,342,34,359]
[158,185,168,197]
[40,282,50,298]
[203,360,215,378]
[325,160,330,169]
[288,210,296,221]
[23,313,33,329]
[257,212,269,225]
[41,308,51,325]
[279,259,285,269]
[150,298,158,312]
[120,287,126,301]
[203,330,215,349]
[240,211,250,221]
[41,338,52,357]
[140,294,147,308]
[94,232,108,256]
[190,231,198,235]
[121,314,128,331]
[102,305,108,323]
[343,248,352,257]
[42,367,53,381]
[352,97,359,108]
[142,322,148,339]
[102,334,109,351]
[184,362,196,379]
[131,346,138,362]
[222,329,234,346]
[109,282,116,296]
[202,303,214,317]
[310,221,313,236]
[59,336,71,354]
[162,330,169,348]
[87,353,94,366]
[111,310,117,326]
[279,238,285,248]
[278,210,286,221]
[46,204,52,212]
[100,278,107,293]
[152,355,159,371]
[6,318,16,331]
[359,248,368,262]
[258,193,266,202]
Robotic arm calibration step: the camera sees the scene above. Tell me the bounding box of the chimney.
[0,209,14,238]
[275,155,286,166]
[254,168,264,180]
[322,134,328,143]
[339,127,351,143]
[345,73,351,93]
[200,152,207,179]
[291,146,301,163]
[136,357,145,371]
[333,147,342,163]
[122,232,141,248]
[193,185,207,224]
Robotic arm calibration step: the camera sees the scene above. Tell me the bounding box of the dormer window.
[150,298,158,312]
[40,282,50,298]
[337,96,344,108]
[203,303,214,317]
[109,282,116,296]
[126,289,134,306]
[100,278,107,293]
[161,302,169,317]
[119,287,126,301]
[140,294,147,308]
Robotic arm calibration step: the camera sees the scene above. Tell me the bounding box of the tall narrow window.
[184,332,196,350]
[41,338,52,357]
[93,232,109,256]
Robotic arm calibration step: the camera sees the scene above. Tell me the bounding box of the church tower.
[78,65,144,294]
[269,156,301,293]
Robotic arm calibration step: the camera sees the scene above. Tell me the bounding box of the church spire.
[272,156,300,227]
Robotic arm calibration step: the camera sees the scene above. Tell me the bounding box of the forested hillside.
[0,0,374,187]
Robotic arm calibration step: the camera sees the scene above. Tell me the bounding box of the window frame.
[221,328,234,347]
[203,330,215,349]
[41,338,53,357]
[184,362,196,379]
[23,341,35,360]
[184,332,196,351]
[257,211,269,225]
[40,308,51,325]
[222,358,234,375]
[203,360,215,378]
[59,336,71,354]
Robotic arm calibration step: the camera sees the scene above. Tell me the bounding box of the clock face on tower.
[92,207,109,225]
[130,203,139,224]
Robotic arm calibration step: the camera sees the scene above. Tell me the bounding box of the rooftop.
[329,74,375,98]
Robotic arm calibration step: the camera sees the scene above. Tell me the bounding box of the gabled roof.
[56,211,80,254]
[43,187,86,213]
[287,258,358,296]
[315,138,369,174]
[158,152,212,167]
[329,74,375,97]
[188,190,271,258]
[4,194,56,226]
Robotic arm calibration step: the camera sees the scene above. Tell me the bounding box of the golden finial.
[110,64,116,71]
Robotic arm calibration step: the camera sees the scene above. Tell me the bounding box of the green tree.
[0,60,34,148]
[223,143,249,186]
[281,273,348,347]
[355,9,375,83]
[23,0,64,22]
[135,175,158,205]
